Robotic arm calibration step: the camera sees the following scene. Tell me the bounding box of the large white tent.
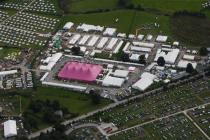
[156,35,168,43]
[0,70,18,76]
[177,60,197,69]
[102,76,125,87]
[4,120,17,138]
[63,22,74,30]
[132,72,157,91]
[40,53,63,71]
[103,28,117,36]
[154,48,180,64]
[113,70,129,78]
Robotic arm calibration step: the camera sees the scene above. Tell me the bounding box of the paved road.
[108,102,210,138]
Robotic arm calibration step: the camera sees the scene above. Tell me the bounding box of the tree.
[52,100,60,111]
[139,55,146,64]
[71,47,80,55]
[90,90,101,105]
[199,47,208,56]
[186,63,194,73]
[54,123,66,133]
[157,56,165,66]
[118,0,132,8]
[29,100,43,113]
[121,52,130,62]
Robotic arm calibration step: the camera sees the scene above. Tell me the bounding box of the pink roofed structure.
[58,61,103,82]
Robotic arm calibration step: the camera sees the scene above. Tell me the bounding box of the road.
[108,102,210,138]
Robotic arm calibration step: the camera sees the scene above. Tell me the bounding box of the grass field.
[62,10,171,35]
[68,0,205,14]
[2,86,111,115]
[34,87,111,114]
[69,0,118,13]
[131,0,205,13]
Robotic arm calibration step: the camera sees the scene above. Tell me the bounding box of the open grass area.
[66,0,205,14]
[131,0,205,13]
[62,10,171,35]
[63,10,134,33]
[2,86,111,115]
[69,0,118,13]
[34,87,111,114]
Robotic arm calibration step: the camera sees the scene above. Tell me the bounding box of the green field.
[62,10,171,35]
[3,86,111,115]
[34,87,111,114]
[69,0,118,13]
[132,0,205,13]
[68,0,205,13]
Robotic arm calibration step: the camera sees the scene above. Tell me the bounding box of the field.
[68,0,118,13]
[84,79,210,129]
[110,114,208,140]
[68,0,205,13]
[34,87,111,114]
[2,86,111,115]
[63,10,171,35]
[171,14,210,47]
[131,0,205,13]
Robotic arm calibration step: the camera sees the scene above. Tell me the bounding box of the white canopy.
[4,120,17,138]
[63,22,74,30]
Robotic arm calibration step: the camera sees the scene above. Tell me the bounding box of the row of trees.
[173,10,206,18]
[118,0,144,11]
